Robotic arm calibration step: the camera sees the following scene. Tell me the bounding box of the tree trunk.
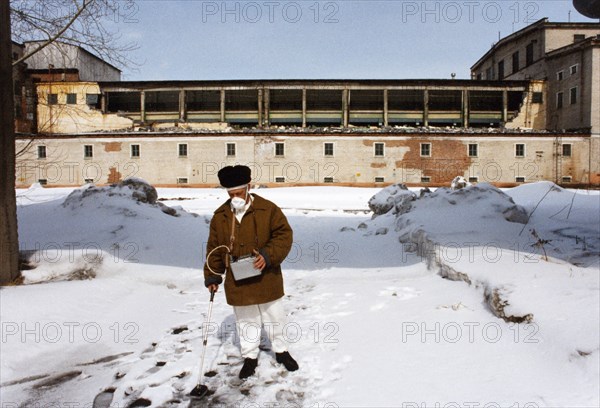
[0,1,20,284]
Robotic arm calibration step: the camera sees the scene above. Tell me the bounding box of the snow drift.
[17,179,208,283]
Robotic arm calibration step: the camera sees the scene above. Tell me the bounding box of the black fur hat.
[217,165,251,189]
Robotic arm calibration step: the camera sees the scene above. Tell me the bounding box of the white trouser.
[233,298,288,359]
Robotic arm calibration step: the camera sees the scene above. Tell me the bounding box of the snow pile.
[368,183,416,216]
[364,181,599,327]
[389,183,530,244]
[61,178,175,215]
[17,179,207,281]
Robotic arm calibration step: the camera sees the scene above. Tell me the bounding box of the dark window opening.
[178,144,188,157]
[47,93,58,105]
[497,60,504,80]
[562,144,572,157]
[557,92,564,109]
[532,92,543,104]
[469,91,502,111]
[388,90,424,111]
[526,43,534,66]
[349,90,383,110]
[187,90,221,111]
[574,34,586,42]
[374,143,385,157]
[270,89,302,111]
[570,87,577,105]
[66,93,77,104]
[84,145,93,158]
[306,89,343,111]
[507,91,526,112]
[226,90,258,111]
[428,90,461,111]
[226,143,236,157]
[146,91,179,112]
[512,51,520,73]
[420,143,431,157]
[275,143,285,157]
[86,93,101,109]
[468,144,478,157]
[131,144,140,158]
[515,144,525,157]
[37,146,47,159]
[324,143,334,156]
[106,92,141,112]
[570,65,578,75]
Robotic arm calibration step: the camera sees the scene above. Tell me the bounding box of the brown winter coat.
[203,193,293,306]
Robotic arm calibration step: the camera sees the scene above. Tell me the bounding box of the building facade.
[14,21,600,188]
[471,18,600,134]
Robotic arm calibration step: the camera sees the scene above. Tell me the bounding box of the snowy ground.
[1,182,599,408]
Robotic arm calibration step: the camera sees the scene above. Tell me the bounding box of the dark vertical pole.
[0,1,20,283]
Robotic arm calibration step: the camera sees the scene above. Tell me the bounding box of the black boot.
[276,351,299,372]
[239,358,258,379]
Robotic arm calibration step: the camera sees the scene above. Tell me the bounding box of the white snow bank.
[17,180,209,273]
[363,181,599,340]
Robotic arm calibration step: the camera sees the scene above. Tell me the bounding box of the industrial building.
[13,19,600,188]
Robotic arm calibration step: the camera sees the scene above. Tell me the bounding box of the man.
[204,165,299,379]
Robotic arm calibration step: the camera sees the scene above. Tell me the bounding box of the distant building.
[22,41,121,82]
[14,21,600,188]
[471,18,600,134]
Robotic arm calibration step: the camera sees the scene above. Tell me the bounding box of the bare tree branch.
[10,0,139,70]
[12,0,91,67]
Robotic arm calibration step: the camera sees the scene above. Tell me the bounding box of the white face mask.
[230,186,248,212]
[231,197,246,211]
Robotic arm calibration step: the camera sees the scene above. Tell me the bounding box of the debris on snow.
[368,183,416,216]
[450,176,470,190]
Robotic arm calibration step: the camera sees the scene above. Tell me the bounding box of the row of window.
[36,143,574,160]
[47,93,77,105]
[46,93,101,107]
[481,33,585,80]
[556,64,578,81]
[556,87,578,109]
[36,174,573,186]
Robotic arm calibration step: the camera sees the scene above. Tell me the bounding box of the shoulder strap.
[229,211,236,253]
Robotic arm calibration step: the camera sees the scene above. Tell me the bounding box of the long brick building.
[13,19,600,188]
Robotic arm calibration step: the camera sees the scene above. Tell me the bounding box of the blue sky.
[115,1,597,80]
